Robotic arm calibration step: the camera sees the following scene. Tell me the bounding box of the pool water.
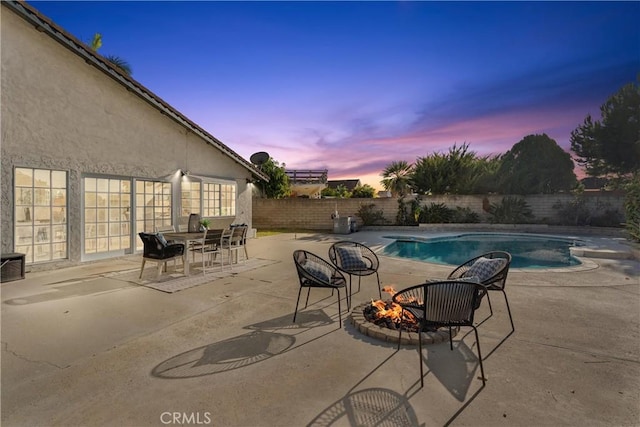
[383,233,585,269]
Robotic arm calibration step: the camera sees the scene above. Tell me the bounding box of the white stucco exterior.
[1,2,265,270]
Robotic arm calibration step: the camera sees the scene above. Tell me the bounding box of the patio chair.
[155,225,177,244]
[293,250,348,328]
[200,228,233,272]
[328,241,382,302]
[392,280,487,387]
[155,225,175,233]
[188,213,201,233]
[447,251,514,332]
[138,232,185,279]
[227,225,249,264]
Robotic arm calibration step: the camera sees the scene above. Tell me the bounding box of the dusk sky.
[31,1,639,189]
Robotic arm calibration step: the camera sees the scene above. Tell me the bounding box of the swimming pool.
[382,233,585,269]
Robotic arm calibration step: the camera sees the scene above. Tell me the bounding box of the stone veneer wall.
[253,193,625,231]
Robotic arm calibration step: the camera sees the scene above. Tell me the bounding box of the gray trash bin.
[333,217,352,234]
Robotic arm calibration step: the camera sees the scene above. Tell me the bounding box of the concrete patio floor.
[1,231,639,426]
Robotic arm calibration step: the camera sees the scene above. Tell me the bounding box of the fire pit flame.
[364,285,420,332]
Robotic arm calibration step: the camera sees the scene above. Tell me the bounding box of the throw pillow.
[155,233,168,247]
[336,246,368,270]
[304,260,333,283]
[463,257,506,283]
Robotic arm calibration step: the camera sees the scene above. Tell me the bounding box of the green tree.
[350,184,376,198]
[497,134,577,194]
[624,175,640,242]
[411,143,480,194]
[257,158,291,198]
[322,185,351,198]
[105,55,133,75]
[571,81,640,179]
[321,187,338,197]
[380,160,413,196]
[90,32,102,51]
[467,154,503,194]
[89,32,133,76]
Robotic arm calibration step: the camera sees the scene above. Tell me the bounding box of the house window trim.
[81,174,134,261]
[13,166,69,265]
[181,176,237,218]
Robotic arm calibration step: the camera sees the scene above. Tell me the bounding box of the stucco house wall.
[1,3,262,270]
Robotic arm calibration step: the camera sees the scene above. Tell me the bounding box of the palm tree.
[105,55,132,75]
[89,32,133,76]
[380,160,413,197]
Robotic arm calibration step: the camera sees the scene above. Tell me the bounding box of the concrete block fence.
[252,193,625,231]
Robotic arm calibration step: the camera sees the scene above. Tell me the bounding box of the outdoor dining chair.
[328,241,382,302]
[227,225,249,264]
[138,232,185,279]
[293,250,348,328]
[193,228,232,273]
[447,251,514,332]
[392,280,487,387]
[155,225,177,244]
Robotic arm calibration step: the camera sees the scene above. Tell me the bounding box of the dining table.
[162,231,206,276]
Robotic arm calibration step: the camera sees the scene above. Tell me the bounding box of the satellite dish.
[250,151,270,167]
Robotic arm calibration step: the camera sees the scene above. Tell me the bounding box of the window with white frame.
[84,177,131,255]
[134,180,172,250]
[179,179,236,219]
[14,168,68,264]
[203,182,236,217]
[180,180,201,217]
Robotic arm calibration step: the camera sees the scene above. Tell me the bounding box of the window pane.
[97,223,107,237]
[52,189,66,206]
[34,170,50,187]
[52,225,66,242]
[85,209,96,223]
[85,192,97,207]
[97,178,108,192]
[52,243,66,260]
[52,170,66,188]
[16,188,32,205]
[16,206,32,224]
[15,168,33,186]
[86,224,96,238]
[110,208,121,222]
[120,236,130,250]
[97,193,108,207]
[34,206,50,223]
[52,207,66,224]
[16,226,33,245]
[110,194,121,207]
[34,244,50,262]
[109,237,121,250]
[85,177,97,192]
[35,226,50,243]
[135,179,172,249]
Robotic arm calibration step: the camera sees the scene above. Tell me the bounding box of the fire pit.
[349,286,458,345]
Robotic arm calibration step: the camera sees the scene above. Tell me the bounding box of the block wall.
[252,193,626,230]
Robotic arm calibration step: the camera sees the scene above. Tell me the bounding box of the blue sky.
[31,1,639,189]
